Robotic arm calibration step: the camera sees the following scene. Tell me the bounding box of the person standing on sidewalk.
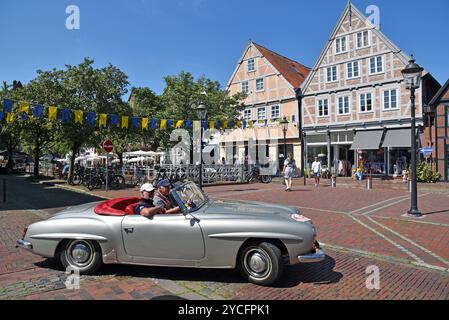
[311,156,322,187]
[283,153,296,192]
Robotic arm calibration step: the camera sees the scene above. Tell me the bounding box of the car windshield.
[172,182,208,212]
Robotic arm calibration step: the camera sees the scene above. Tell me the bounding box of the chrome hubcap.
[243,248,271,279]
[66,240,94,267]
[72,244,90,263]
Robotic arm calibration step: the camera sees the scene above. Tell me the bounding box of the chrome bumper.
[298,249,325,263]
[16,239,33,251]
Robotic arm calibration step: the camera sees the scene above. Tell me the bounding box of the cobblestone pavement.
[1,175,448,300]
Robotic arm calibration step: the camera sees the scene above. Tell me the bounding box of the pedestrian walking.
[282,153,296,192]
[311,156,322,187]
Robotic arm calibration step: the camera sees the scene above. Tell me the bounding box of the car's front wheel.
[59,240,103,274]
[238,242,284,286]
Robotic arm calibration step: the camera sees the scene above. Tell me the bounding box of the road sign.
[103,139,114,153]
[420,147,433,154]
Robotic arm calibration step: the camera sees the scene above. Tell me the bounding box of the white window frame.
[317,99,329,118]
[270,105,280,120]
[255,78,264,92]
[326,66,338,83]
[346,60,360,80]
[382,88,399,111]
[243,109,252,121]
[257,107,266,121]
[369,55,384,75]
[335,36,348,54]
[241,81,249,94]
[355,30,371,49]
[337,95,351,115]
[359,92,374,113]
[247,58,256,73]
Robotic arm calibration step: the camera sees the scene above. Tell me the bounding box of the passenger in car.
[135,183,166,218]
[153,179,182,214]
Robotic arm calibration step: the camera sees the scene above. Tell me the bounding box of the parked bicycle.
[245,166,272,184]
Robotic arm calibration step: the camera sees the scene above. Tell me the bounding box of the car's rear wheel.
[59,240,103,275]
[238,241,284,286]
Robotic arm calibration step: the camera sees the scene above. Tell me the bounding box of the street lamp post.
[402,56,424,218]
[281,117,289,174]
[196,101,207,190]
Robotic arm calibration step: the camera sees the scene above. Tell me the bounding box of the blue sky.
[1,0,448,99]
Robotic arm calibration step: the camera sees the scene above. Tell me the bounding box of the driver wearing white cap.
[135,183,166,218]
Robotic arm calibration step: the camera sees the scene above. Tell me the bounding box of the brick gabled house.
[428,79,449,181]
[298,3,440,177]
[222,41,310,173]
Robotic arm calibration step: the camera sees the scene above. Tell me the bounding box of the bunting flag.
[151,119,158,129]
[121,116,129,129]
[99,114,107,127]
[132,116,140,128]
[175,120,184,128]
[0,111,3,121]
[1,97,292,132]
[3,99,13,113]
[19,101,29,113]
[62,109,71,122]
[111,114,119,126]
[33,104,44,118]
[74,110,83,124]
[142,117,149,130]
[87,112,95,126]
[49,106,58,120]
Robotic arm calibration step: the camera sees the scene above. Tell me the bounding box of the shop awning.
[382,129,411,148]
[350,130,384,150]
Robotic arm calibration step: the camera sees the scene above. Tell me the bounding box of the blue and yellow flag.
[74,110,83,124]
[49,106,58,120]
[121,116,129,129]
[19,101,29,113]
[142,118,149,130]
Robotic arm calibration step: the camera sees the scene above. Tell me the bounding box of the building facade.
[221,41,310,174]
[299,3,440,177]
[428,79,449,181]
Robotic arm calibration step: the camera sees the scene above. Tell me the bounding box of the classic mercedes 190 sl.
[17,181,324,286]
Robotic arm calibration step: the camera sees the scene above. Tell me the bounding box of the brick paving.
[1,174,448,300]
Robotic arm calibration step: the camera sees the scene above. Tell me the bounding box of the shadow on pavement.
[0,175,104,211]
[36,255,342,289]
[273,255,342,288]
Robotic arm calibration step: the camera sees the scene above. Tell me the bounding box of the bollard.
[331,175,337,188]
[366,176,373,190]
[2,178,5,202]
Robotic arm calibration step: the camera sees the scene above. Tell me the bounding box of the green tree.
[0,82,24,172]
[160,71,246,162]
[57,58,129,178]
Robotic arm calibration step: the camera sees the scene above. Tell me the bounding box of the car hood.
[204,198,297,220]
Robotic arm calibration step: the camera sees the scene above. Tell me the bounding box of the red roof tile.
[253,42,310,89]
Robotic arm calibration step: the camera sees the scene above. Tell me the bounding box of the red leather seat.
[94,197,140,216]
[124,203,139,215]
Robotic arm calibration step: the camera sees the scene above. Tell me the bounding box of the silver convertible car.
[17,181,324,286]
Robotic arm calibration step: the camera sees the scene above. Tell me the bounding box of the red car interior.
[94,197,141,216]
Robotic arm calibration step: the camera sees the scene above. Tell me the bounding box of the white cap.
[140,183,155,193]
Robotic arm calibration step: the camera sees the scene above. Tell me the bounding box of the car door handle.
[124,228,134,234]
